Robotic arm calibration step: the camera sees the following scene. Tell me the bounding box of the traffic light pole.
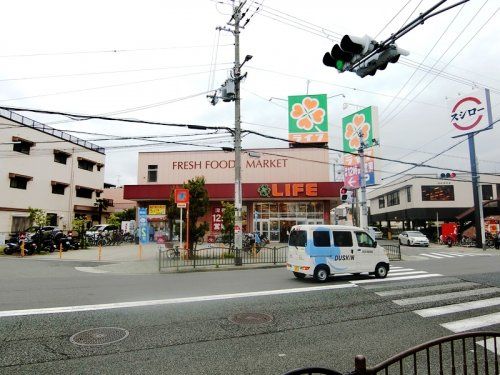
[358,129,368,230]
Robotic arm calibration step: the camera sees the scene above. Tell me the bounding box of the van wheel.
[314,265,330,283]
[375,263,388,279]
[293,272,306,279]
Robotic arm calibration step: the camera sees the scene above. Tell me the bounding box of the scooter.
[3,238,38,255]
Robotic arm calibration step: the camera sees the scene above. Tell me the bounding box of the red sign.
[174,188,189,204]
[211,206,224,232]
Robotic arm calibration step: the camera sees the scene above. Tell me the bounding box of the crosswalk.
[357,270,500,353]
[349,266,442,285]
[419,252,492,260]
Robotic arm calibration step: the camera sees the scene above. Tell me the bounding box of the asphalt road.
[1,251,500,374]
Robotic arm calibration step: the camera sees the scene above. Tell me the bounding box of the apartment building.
[0,108,106,233]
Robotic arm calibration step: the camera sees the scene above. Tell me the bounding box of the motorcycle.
[3,237,38,255]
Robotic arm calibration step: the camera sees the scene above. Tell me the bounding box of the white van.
[287,225,390,282]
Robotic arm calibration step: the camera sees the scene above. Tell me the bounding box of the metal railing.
[382,243,401,261]
[158,244,288,271]
[0,108,105,154]
[284,331,499,375]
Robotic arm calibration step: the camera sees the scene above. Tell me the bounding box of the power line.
[374,0,413,39]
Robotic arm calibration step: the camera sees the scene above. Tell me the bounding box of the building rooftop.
[0,108,105,154]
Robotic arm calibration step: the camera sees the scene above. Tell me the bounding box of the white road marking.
[388,268,415,273]
[0,283,357,318]
[415,297,500,317]
[351,274,442,284]
[477,338,500,354]
[430,252,455,258]
[420,254,443,259]
[441,312,500,332]
[375,282,478,297]
[74,267,109,274]
[387,271,427,276]
[394,287,500,306]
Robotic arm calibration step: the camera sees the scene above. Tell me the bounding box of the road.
[1,248,499,374]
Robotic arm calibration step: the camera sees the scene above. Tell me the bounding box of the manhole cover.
[70,327,129,346]
[229,312,274,325]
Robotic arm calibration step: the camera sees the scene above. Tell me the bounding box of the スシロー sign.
[449,89,488,134]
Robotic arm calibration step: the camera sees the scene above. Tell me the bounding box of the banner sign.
[138,207,149,244]
[342,106,379,188]
[211,206,224,232]
[449,89,488,135]
[288,94,328,143]
[148,205,166,215]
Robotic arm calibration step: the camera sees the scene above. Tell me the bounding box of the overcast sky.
[0,0,498,188]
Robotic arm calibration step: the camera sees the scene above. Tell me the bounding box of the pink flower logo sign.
[344,113,371,150]
[288,94,328,144]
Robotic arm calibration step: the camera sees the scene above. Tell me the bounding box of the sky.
[0,0,498,189]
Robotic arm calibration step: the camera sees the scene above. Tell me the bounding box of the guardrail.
[158,245,288,271]
[382,243,401,261]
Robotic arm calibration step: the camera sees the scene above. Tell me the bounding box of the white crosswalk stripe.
[349,266,442,285]
[419,252,491,259]
[366,277,500,354]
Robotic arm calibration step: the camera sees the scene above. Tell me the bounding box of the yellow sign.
[148,205,166,215]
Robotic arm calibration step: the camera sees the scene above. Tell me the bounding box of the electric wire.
[374,0,413,39]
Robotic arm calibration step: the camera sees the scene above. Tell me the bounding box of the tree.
[94,198,109,224]
[28,207,47,227]
[168,176,210,257]
[221,201,235,247]
[72,217,88,249]
[107,208,135,226]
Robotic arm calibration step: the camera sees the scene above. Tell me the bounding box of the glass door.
[255,219,270,241]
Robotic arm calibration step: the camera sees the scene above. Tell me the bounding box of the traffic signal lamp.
[438,172,456,179]
[340,187,348,202]
[355,44,409,78]
[323,34,376,73]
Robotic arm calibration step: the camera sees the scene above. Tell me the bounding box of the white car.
[368,226,383,239]
[398,231,429,247]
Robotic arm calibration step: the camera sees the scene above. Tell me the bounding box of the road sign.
[449,89,488,134]
[343,149,376,189]
[174,188,189,204]
[177,203,187,208]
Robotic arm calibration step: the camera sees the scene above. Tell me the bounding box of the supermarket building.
[123,148,342,242]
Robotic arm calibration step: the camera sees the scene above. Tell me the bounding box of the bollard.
[59,242,63,259]
[98,243,102,261]
[20,240,25,257]
[139,244,142,260]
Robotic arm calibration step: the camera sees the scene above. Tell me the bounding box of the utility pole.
[358,129,368,229]
[233,0,243,265]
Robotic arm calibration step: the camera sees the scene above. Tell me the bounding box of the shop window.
[421,185,455,201]
[482,185,493,200]
[12,137,34,155]
[332,231,353,247]
[76,187,93,199]
[147,165,158,182]
[78,158,95,171]
[387,191,400,206]
[54,150,70,164]
[313,231,331,247]
[9,173,32,190]
[406,187,412,202]
[378,196,385,208]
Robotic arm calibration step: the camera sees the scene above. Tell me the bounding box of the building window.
[406,187,412,202]
[148,165,158,182]
[387,191,400,207]
[378,196,385,208]
[51,181,68,195]
[54,150,70,164]
[421,185,455,201]
[482,185,493,200]
[78,158,95,171]
[46,213,58,226]
[9,173,32,190]
[13,138,34,155]
[76,187,93,199]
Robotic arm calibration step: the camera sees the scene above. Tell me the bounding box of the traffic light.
[355,44,409,78]
[438,172,456,179]
[340,187,348,202]
[323,34,376,72]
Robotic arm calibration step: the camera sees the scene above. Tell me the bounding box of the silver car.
[398,231,429,247]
